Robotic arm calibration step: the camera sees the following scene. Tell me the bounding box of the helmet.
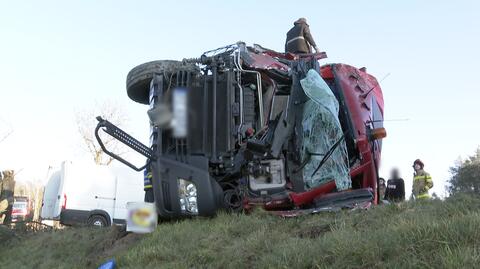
[413,159,424,169]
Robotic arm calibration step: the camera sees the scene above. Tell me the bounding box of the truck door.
[113,176,144,223]
[40,169,64,220]
[92,169,116,223]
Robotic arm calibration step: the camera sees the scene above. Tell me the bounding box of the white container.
[126,202,157,233]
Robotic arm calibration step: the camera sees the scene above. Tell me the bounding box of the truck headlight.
[178,179,198,214]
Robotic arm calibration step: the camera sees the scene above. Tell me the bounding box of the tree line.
[447,148,480,196]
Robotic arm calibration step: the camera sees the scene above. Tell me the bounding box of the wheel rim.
[92,219,104,227]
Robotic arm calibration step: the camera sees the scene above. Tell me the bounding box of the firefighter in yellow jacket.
[412,159,433,200]
[144,167,154,203]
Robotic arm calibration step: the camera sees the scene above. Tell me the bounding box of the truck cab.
[96,42,386,219]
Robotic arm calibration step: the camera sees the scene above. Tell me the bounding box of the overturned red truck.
[95,42,386,218]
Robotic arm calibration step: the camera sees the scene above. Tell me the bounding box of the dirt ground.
[0,223,145,268]
[86,225,144,266]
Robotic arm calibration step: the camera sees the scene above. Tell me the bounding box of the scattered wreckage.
[95,42,386,219]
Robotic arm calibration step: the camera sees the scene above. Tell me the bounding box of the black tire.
[126,60,198,104]
[87,214,109,227]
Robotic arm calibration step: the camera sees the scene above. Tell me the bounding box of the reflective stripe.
[286,36,305,45]
[144,184,153,189]
[145,172,153,186]
[417,193,430,199]
[414,176,432,181]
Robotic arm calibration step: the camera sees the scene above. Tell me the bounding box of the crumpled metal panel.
[240,51,290,72]
[299,69,351,191]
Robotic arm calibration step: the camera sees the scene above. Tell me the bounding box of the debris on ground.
[98,259,117,269]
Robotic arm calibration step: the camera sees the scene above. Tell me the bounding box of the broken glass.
[299,69,351,191]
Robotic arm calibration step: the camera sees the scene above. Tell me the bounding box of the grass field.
[1,195,480,268]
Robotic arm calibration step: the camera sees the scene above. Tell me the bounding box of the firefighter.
[285,18,319,54]
[385,168,405,202]
[411,159,433,200]
[144,167,154,203]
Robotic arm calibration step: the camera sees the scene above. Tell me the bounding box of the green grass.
[2,195,480,268]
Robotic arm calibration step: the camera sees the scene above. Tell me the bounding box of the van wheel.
[88,215,108,227]
[126,60,198,105]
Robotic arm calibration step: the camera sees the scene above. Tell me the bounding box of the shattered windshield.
[300,70,351,191]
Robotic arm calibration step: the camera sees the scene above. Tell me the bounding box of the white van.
[41,161,144,227]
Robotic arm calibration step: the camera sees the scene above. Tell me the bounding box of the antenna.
[361,72,391,98]
[368,118,410,123]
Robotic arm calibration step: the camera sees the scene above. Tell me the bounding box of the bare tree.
[0,170,15,224]
[0,130,12,144]
[0,118,13,144]
[14,179,44,222]
[75,101,129,165]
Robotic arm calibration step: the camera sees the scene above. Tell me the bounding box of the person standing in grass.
[411,159,433,200]
[385,168,405,202]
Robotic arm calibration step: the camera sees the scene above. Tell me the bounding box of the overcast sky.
[1,0,479,197]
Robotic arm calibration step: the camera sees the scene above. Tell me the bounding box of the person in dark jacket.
[384,168,405,202]
[285,18,319,54]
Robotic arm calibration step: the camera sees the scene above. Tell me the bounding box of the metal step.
[95,116,154,171]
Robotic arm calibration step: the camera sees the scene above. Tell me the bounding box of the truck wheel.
[126,60,198,105]
[87,215,108,227]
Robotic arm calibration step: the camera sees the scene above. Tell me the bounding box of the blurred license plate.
[126,202,157,233]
